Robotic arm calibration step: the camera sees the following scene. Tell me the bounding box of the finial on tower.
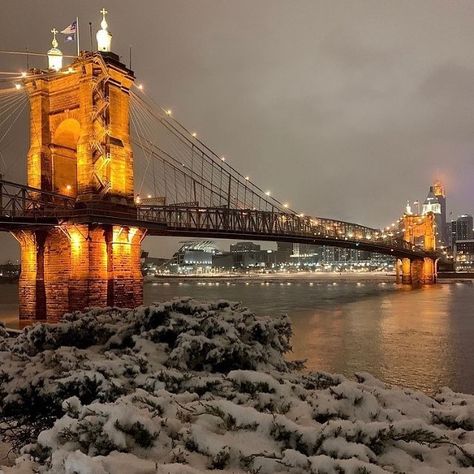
[47,27,63,71]
[96,7,112,52]
[51,28,59,48]
[100,8,108,28]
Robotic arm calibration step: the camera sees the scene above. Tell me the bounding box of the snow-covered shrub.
[0,299,293,452]
[1,298,474,473]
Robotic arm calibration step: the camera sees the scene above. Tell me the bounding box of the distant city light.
[166,109,172,116]
[14,83,22,90]
[192,132,197,138]
[20,72,27,78]
[265,190,271,196]
[283,203,289,208]
[245,176,250,180]
[221,156,226,161]
[137,84,144,90]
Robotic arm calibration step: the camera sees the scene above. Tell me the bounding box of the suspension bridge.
[0,18,440,321]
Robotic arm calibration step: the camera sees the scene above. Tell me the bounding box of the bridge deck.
[0,178,433,260]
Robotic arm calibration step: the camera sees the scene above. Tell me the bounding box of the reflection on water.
[1,278,473,394]
[0,284,22,329]
[288,284,457,394]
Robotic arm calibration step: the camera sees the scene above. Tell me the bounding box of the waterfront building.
[163,239,398,274]
[141,252,168,276]
[0,261,20,280]
[212,253,235,270]
[276,242,293,253]
[167,241,219,273]
[213,243,280,270]
[293,243,319,257]
[276,242,293,263]
[230,242,261,253]
[454,240,474,272]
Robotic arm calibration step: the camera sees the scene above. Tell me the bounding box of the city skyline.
[0,0,473,261]
[1,5,474,469]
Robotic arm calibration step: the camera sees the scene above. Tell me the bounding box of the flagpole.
[76,17,80,56]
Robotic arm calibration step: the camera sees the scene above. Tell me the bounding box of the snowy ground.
[1,299,474,473]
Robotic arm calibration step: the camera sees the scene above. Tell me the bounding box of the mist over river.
[1,276,473,395]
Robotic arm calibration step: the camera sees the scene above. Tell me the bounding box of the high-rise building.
[422,181,447,246]
[456,215,474,241]
[433,182,447,241]
[445,220,457,248]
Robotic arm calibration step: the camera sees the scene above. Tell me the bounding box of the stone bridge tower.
[15,14,144,321]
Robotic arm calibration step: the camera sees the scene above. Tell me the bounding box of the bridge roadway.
[0,179,433,260]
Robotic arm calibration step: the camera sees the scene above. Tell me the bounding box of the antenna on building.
[89,22,93,51]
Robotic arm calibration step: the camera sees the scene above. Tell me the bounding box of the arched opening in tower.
[51,118,80,197]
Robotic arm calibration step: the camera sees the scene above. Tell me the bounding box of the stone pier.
[15,225,143,321]
[396,257,437,287]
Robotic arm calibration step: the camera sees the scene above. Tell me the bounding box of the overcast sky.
[0,0,473,260]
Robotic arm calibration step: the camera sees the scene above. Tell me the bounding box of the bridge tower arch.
[51,118,80,197]
[15,47,144,321]
[25,52,135,204]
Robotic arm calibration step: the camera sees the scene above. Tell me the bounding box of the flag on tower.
[61,20,77,41]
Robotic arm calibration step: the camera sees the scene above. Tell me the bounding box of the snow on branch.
[0,299,474,473]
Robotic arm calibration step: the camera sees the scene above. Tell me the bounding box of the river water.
[1,276,473,395]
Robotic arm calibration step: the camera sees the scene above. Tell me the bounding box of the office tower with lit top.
[422,180,447,246]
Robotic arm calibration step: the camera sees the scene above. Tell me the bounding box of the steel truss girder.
[0,179,436,260]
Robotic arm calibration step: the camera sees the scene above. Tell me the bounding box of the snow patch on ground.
[0,298,473,473]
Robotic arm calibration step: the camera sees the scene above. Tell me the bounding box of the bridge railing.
[0,179,76,218]
[0,177,423,257]
[137,205,419,254]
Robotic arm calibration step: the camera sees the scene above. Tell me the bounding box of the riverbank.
[147,271,396,283]
[1,299,474,473]
[147,271,473,283]
[438,271,474,281]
